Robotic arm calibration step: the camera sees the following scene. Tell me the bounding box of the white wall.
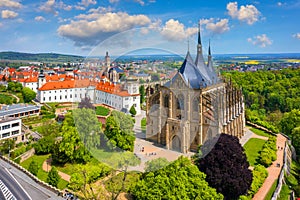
[0,118,22,141]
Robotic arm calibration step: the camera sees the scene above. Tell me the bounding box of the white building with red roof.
[36,70,141,115]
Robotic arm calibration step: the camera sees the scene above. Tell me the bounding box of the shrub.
[47,167,60,187]
[259,136,277,167]
[28,160,39,176]
[129,105,137,116]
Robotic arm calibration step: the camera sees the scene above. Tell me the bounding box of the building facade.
[146,27,245,153]
[0,117,23,142]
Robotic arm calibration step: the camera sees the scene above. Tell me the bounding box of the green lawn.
[250,127,271,138]
[141,118,146,132]
[54,157,99,175]
[244,138,266,166]
[20,154,68,190]
[264,179,278,200]
[95,106,110,116]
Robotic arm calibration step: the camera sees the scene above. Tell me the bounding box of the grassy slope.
[244,138,266,166]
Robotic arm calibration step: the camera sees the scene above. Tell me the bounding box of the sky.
[0,0,299,56]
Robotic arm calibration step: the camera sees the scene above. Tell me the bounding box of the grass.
[95,106,110,116]
[20,154,68,190]
[141,117,146,132]
[54,157,100,175]
[277,184,290,200]
[264,179,278,200]
[244,138,266,166]
[250,127,270,138]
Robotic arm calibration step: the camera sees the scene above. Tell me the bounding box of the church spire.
[198,21,202,46]
[208,39,211,56]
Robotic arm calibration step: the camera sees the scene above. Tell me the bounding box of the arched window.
[164,95,169,108]
[193,97,199,112]
[177,94,184,110]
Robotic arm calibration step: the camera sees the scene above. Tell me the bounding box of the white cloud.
[1,10,18,19]
[78,0,97,7]
[248,34,272,47]
[39,0,58,15]
[134,0,145,6]
[57,1,72,11]
[57,12,151,46]
[0,0,22,9]
[35,16,46,21]
[293,33,300,39]
[0,22,3,27]
[200,18,230,34]
[277,2,283,6]
[227,2,260,25]
[160,19,197,41]
[74,5,85,10]
[109,0,119,3]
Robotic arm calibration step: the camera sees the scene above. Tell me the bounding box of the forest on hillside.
[223,68,300,154]
[0,51,83,63]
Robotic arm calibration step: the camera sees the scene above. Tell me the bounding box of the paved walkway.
[252,134,287,200]
[129,111,187,172]
[42,159,71,182]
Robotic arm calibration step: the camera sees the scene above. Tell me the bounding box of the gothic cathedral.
[146,26,245,153]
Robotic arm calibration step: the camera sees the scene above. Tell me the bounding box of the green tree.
[132,156,223,199]
[280,109,300,135]
[291,127,300,155]
[129,105,136,116]
[72,108,101,151]
[0,139,15,155]
[69,163,111,198]
[22,87,36,102]
[144,157,170,172]
[139,85,146,104]
[33,136,55,155]
[104,111,135,151]
[52,113,91,164]
[47,167,60,187]
[7,81,15,91]
[28,160,39,176]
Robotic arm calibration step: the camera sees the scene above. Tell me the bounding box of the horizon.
[0,1,299,56]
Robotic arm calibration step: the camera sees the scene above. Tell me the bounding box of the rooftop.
[0,104,40,118]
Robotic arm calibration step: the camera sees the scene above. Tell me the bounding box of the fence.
[271,135,294,200]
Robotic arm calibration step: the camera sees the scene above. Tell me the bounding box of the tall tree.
[133,156,223,199]
[47,167,60,187]
[196,134,252,200]
[28,160,39,176]
[139,85,146,104]
[22,87,36,102]
[291,127,300,155]
[104,111,135,151]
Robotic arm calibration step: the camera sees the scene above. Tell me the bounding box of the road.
[0,158,64,200]
[0,166,31,200]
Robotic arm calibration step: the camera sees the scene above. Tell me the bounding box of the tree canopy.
[104,110,135,151]
[132,156,223,200]
[22,87,36,103]
[196,134,252,200]
[47,167,60,187]
[52,113,91,164]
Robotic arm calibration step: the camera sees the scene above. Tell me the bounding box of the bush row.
[259,136,277,167]
[239,165,268,199]
[247,115,279,133]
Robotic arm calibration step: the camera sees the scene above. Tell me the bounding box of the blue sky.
[0,0,299,56]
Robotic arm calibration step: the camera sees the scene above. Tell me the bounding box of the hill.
[0,51,84,63]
